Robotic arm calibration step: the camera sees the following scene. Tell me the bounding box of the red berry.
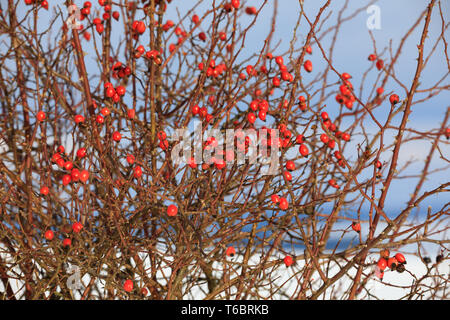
[245,6,257,15]
[188,157,197,169]
[192,14,200,25]
[63,238,72,247]
[71,169,80,181]
[231,0,240,9]
[377,258,388,271]
[275,56,283,65]
[341,132,351,142]
[96,115,104,124]
[327,139,335,149]
[36,111,46,121]
[395,253,406,264]
[351,222,361,233]
[279,197,289,210]
[226,246,236,257]
[191,105,200,115]
[283,171,292,181]
[126,154,135,164]
[387,257,398,270]
[342,72,351,80]
[159,140,169,150]
[271,194,280,204]
[74,114,85,123]
[303,60,312,72]
[321,112,329,121]
[127,109,135,119]
[299,144,309,157]
[272,77,280,87]
[285,160,295,171]
[134,165,142,178]
[116,86,126,96]
[62,174,72,186]
[72,222,83,233]
[389,94,399,105]
[320,133,329,144]
[79,170,89,183]
[258,110,266,121]
[112,131,122,142]
[123,279,133,292]
[247,112,256,124]
[40,186,49,196]
[368,54,377,61]
[284,255,293,267]
[167,204,178,217]
[136,21,146,34]
[157,131,167,141]
[376,59,384,70]
[64,161,73,171]
[376,160,382,169]
[44,230,54,241]
[106,86,115,98]
[96,23,104,34]
[83,31,91,41]
[198,32,207,41]
[101,107,110,116]
[329,179,339,188]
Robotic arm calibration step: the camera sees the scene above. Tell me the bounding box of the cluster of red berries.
[158,130,169,151]
[199,59,227,78]
[223,0,240,12]
[43,221,83,250]
[376,249,407,280]
[134,46,163,65]
[94,103,111,124]
[335,72,356,110]
[271,194,289,210]
[368,54,384,71]
[272,54,295,86]
[162,19,174,32]
[104,82,125,103]
[24,0,48,10]
[248,98,271,124]
[111,60,131,80]
[166,26,189,53]
[298,95,308,112]
[87,1,119,37]
[48,146,90,186]
[131,20,146,38]
[191,104,213,123]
